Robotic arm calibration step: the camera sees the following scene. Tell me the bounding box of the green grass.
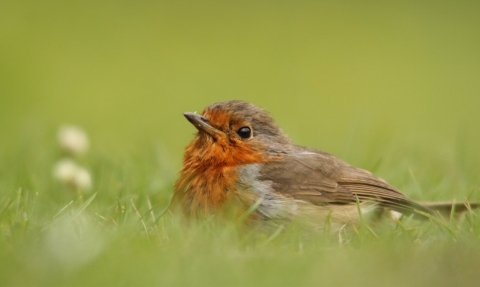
[1,133,480,287]
[2,0,480,286]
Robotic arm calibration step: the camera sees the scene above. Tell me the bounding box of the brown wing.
[259,146,432,216]
[337,165,431,215]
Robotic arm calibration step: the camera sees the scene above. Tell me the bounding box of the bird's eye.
[236,126,252,139]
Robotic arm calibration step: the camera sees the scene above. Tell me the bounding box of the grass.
[1,131,480,287]
[2,0,480,285]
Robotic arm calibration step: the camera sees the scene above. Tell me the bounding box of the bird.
[172,100,477,232]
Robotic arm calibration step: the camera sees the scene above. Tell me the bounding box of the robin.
[173,100,477,231]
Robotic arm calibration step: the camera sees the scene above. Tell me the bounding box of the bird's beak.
[183,112,224,139]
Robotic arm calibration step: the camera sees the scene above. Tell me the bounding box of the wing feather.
[259,147,432,216]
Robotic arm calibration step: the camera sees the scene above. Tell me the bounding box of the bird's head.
[181,100,292,169]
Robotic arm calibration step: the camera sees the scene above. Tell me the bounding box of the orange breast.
[173,132,265,217]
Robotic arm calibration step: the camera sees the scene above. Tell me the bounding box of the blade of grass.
[42,193,97,231]
[235,198,263,224]
[52,200,75,219]
[0,198,13,220]
[261,225,285,247]
[415,210,457,239]
[131,199,149,239]
[449,198,456,230]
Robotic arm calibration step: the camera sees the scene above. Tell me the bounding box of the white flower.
[74,167,92,191]
[53,159,92,191]
[57,125,90,156]
[53,159,77,182]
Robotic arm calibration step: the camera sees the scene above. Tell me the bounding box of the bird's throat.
[173,136,264,217]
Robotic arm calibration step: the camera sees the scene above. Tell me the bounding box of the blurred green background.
[2,0,479,162]
[2,1,480,286]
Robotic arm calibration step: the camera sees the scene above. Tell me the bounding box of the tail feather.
[419,201,480,217]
